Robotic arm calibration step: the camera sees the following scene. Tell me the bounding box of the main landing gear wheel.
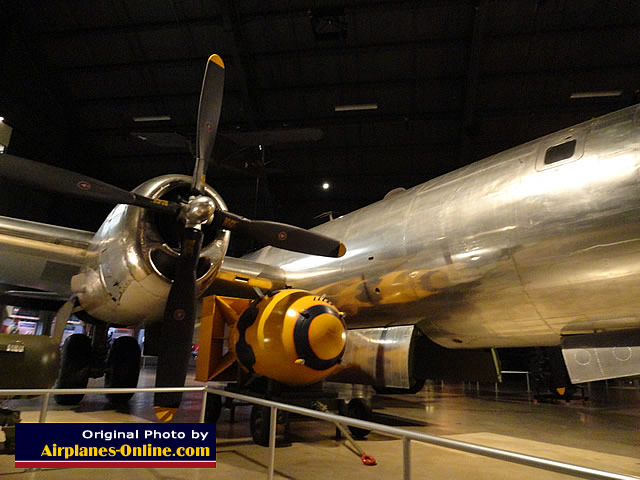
[204,394,222,423]
[105,336,141,403]
[346,398,372,439]
[55,334,91,405]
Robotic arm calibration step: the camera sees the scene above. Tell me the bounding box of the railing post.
[199,389,208,423]
[38,393,50,423]
[403,436,411,480]
[4,385,639,480]
[268,406,277,480]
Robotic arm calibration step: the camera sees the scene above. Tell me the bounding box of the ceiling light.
[569,91,622,99]
[132,115,172,122]
[0,117,4,122]
[334,103,378,112]
[322,182,330,190]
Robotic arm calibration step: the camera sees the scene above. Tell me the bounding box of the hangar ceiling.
[0,0,639,254]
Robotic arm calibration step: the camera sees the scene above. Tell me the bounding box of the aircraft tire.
[55,334,91,405]
[105,336,141,403]
[250,405,271,446]
[347,398,371,438]
[205,394,222,423]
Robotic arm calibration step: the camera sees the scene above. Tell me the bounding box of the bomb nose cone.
[308,313,346,360]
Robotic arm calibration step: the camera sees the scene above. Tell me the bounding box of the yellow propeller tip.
[154,406,178,422]
[338,242,347,257]
[209,54,224,69]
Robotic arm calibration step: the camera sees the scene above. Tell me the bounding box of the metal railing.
[498,370,532,399]
[2,386,638,480]
[0,387,209,424]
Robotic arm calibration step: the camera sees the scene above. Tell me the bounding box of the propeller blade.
[192,54,225,194]
[154,227,204,411]
[216,211,346,258]
[52,297,76,345]
[0,154,180,214]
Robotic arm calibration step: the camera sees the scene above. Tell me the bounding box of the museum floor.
[1,367,639,479]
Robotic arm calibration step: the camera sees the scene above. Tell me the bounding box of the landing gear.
[105,336,141,403]
[530,347,577,402]
[346,398,372,438]
[55,334,91,405]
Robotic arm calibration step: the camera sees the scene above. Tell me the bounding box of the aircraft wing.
[0,214,286,302]
[0,216,92,296]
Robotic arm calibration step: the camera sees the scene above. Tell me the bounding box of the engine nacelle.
[71,175,230,326]
[230,289,346,386]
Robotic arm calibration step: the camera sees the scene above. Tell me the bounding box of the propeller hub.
[182,195,216,227]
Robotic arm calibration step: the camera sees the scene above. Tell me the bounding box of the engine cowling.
[71,175,230,326]
[230,289,346,386]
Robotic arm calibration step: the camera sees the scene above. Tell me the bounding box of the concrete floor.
[1,369,639,480]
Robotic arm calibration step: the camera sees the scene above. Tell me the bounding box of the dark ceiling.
[1,0,639,254]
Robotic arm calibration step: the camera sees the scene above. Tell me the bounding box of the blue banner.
[15,423,216,468]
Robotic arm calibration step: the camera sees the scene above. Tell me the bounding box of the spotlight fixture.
[322,182,330,190]
[334,103,378,112]
[132,115,172,122]
[570,91,622,99]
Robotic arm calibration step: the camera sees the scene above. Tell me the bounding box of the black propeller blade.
[154,227,204,412]
[0,53,346,419]
[0,153,180,215]
[216,210,346,258]
[192,54,225,195]
[154,54,225,417]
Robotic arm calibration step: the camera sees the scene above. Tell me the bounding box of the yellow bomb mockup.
[229,289,346,385]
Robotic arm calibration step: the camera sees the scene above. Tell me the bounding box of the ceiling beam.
[222,0,259,128]
[458,0,487,167]
[65,63,640,106]
[32,0,462,37]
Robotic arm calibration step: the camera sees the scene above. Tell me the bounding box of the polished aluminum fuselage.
[2,105,639,350]
[247,105,640,349]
